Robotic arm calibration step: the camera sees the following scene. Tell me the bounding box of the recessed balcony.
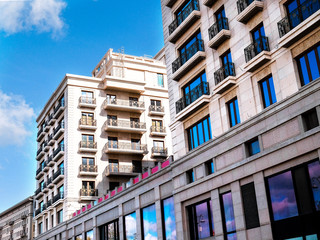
[44,122,50,132]
[43,161,49,172]
[103,76,145,93]
[175,81,210,121]
[79,165,98,176]
[168,1,201,43]
[47,155,54,167]
[53,145,64,162]
[104,142,148,155]
[151,147,168,158]
[43,142,50,152]
[104,119,147,134]
[48,134,55,146]
[105,164,140,177]
[79,119,97,131]
[103,99,145,113]
[278,0,320,48]
[208,18,231,49]
[165,0,177,7]
[244,36,271,72]
[43,182,49,193]
[79,141,97,153]
[53,123,64,140]
[36,146,45,160]
[150,126,167,137]
[172,39,205,81]
[236,0,264,23]
[203,0,216,7]
[36,128,45,142]
[213,62,236,94]
[52,168,64,184]
[48,113,56,126]
[53,101,65,118]
[148,105,165,116]
[47,177,54,189]
[79,96,96,109]
[80,189,98,201]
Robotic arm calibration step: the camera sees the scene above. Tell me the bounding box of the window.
[302,108,319,131]
[38,222,43,234]
[153,140,164,149]
[131,139,141,150]
[260,76,277,108]
[297,44,320,86]
[81,112,94,125]
[51,214,54,228]
[152,120,163,132]
[157,73,164,87]
[108,136,118,148]
[40,201,44,212]
[175,0,199,26]
[227,98,240,127]
[75,234,82,240]
[40,181,44,191]
[220,192,237,240]
[129,97,138,107]
[57,209,63,224]
[186,169,195,184]
[81,134,94,148]
[85,230,93,240]
[58,139,64,151]
[251,24,268,55]
[108,159,119,173]
[107,115,117,126]
[59,96,65,107]
[187,116,212,150]
[81,91,93,104]
[132,160,142,173]
[241,183,260,229]
[124,212,137,240]
[183,72,208,107]
[179,31,203,66]
[221,50,235,76]
[107,94,116,104]
[151,100,161,107]
[246,137,260,156]
[142,204,157,240]
[205,160,214,175]
[187,199,214,239]
[100,219,119,240]
[162,197,177,240]
[215,7,227,32]
[82,157,94,166]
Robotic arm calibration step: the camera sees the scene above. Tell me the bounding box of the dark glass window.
[187,169,195,184]
[142,204,157,240]
[99,219,119,240]
[308,161,320,211]
[38,222,43,234]
[157,73,164,87]
[179,31,202,65]
[124,212,137,240]
[251,24,268,54]
[241,183,260,229]
[260,76,277,108]
[297,44,320,86]
[187,116,212,150]
[220,192,237,240]
[205,160,214,175]
[302,108,319,131]
[246,138,260,156]
[227,98,240,127]
[183,72,207,106]
[176,0,200,25]
[57,209,63,224]
[162,197,177,240]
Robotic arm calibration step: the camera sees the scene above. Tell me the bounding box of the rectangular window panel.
[247,138,260,156]
[85,230,93,240]
[308,161,320,211]
[75,235,82,240]
[162,197,177,240]
[142,204,157,240]
[297,45,320,86]
[125,212,137,240]
[260,76,277,108]
[187,116,212,150]
[228,98,240,127]
[221,192,236,235]
[307,51,320,80]
[241,183,260,229]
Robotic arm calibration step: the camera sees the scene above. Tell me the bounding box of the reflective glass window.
[124,212,137,240]
[162,197,177,240]
[142,204,157,240]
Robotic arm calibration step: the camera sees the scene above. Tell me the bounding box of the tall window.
[59,96,65,107]
[151,100,161,107]
[227,98,240,127]
[124,212,137,240]
[81,91,93,104]
[57,209,63,224]
[142,204,157,240]
[85,230,93,240]
[38,222,43,234]
[297,44,320,86]
[221,50,235,76]
[100,220,119,240]
[187,116,212,150]
[152,120,163,132]
[58,139,64,151]
[241,183,260,229]
[157,73,164,87]
[215,6,226,32]
[183,72,208,106]
[162,197,177,240]
[81,112,94,125]
[109,159,119,173]
[205,160,214,175]
[260,76,277,108]
[175,0,199,25]
[82,157,94,166]
[251,24,267,54]
[107,115,117,126]
[179,31,202,65]
[220,192,237,240]
[58,185,64,198]
[108,136,118,148]
[107,94,116,104]
[187,169,195,184]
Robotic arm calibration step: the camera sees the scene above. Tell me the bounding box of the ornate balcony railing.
[53,192,64,203]
[106,141,148,152]
[105,164,142,175]
[106,119,146,130]
[149,105,164,113]
[103,98,145,108]
[53,168,64,181]
[278,0,320,37]
[79,141,97,149]
[80,189,98,197]
[150,126,166,133]
[168,0,200,35]
[176,81,209,114]
[172,39,204,73]
[237,0,261,13]
[80,165,97,172]
[208,17,229,39]
[79,118,97,126]
[151,147,168,155]
[214,62,236,85]
[79,96,96,105]
[244,36,270,62]
[53,144,64,158]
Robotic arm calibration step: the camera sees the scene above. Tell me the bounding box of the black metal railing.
[150,126,166,133]
[151,147,168,155]
[53,144,64,158]
[149,105,164,112]
[80,165,97,172]
[35,208,41,216]
[53,192,64,203]
[237,0,261,13]
[42,203,47,211]
[35,187,41,196]
[208,17,229,39]
[54,122,64,135]
[214,62,236,85]
[53,168,64,181]
[244,36,270,62]
[172,39,204,73]
[79,118,97,126]
[278,0,320,37]
[176,81,209,114]
[80,189,98,197]
[47,199,52,208]
[169,0,200,35]
[79,96,96,105]
[106,119,147,130]
[104,98,145,108]
[106,142,148,152]
[79,141,97,149]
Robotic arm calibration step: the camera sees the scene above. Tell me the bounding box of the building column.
[53,207,57,228]
[118,203,124,240]
[154,186,163,240]
[34,219,38,238]
[93,216,98,240]
[135,196,142,240]
[173,196,184,240]
[82,221,85,240]
[211,189,223,240]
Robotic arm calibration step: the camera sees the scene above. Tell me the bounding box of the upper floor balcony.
[35,186,44,200]
[104,142,148,155]
[36,127,45,142]
[213,62,237,94]
[48,113,56,126]
[168,0,201,43]
[103,98,145,113]
[79,141,97,153]
[244,36,271,72]
[79,96,96,109]
[43,141,50,152]
[236,0,264,23]
[278,0,320,48]
[208,17,231,49]
[43,121,50,132]
[47,155,54,167]
[148,105,165,116]
[53,144,64,162]
[104,119,147,134]
[80,189,98,201]
[151,147,168,158]
[150,126,167,137]
[52,168,64,184]
[53,192,64,206]
[48,134,55,146]
[172,39,205,81]
[79,165,98,177]
[165,0,177,7]
[53,122,64,140]
[36,146,45,160]
[35,166,44,180]
[175,81,210,121]
[53,100,65,118]
[79,118,97,131]
[203,0,216,7]
[105,164,140,177]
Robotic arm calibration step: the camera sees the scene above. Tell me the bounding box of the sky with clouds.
[0,0,164,212]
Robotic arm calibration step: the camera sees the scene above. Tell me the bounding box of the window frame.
[187,115,212,150]
[227,98,240,127]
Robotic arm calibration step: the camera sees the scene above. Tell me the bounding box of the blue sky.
[0,0,164,212]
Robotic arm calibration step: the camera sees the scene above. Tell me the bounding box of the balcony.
[47,199,52,209]
[53,144,64,162]
[203,0,216,7]
[36,146,45,160]
[149,105,165,116]
[104,142,148,155]
[236,0,264,23]
[278,0,320,48]
[79,165,98,176]
[79,96,96,108]
[79,141,97,153]
[105,164,140,177]
[80,189,98,201]
[175,81,210,121]
[151,147,168,158]
[165,0,176,7]
[37,127,45,142]
[35,187,44,200]
[43,141,50,152]
[208,18,231,49]
[43,161,49,172]
[52,168,64,184]
[53,192,64,205]
[104,119,147,134]
[35,166,44,180]
[79,119,97,131]
[213,62,237,94]
[53,101,65,118]
[244,36,271,72]
[47,177,54,189]
[48,134,55,146]
[47,155,54,167]
[53,122,64,140]
[48,113,56,125]
[172,39,205,81]
[103,99,145,113]
[43,122,50,132]
[43,182,49,193]
[150,126,167,137]
[35,208,41,217]
[103,75,146,93]
[168,0,201,43]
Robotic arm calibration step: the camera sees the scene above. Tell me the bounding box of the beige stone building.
[0,197,34,240]
[33,48,171,237]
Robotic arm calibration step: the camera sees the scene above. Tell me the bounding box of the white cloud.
[144,233,158,240]
[0,0,66,37]
[0,90,35,146]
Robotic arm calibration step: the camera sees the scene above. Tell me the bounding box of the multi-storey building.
[0,197,34,240]
[33,48,171,237]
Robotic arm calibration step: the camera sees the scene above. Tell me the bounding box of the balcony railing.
[47,199,52,208]
[244,36,270,62]
[106,119,146,130]
[79,141,97,149]
[35,187,41,196]
[106,141,148,152]
[214,62,236,85]
[105,164,141,175]
[80,189,98,197]
[53,192,64,203]
[149,105,164,113]
[35,208,41,216]
[80,165,98,172]
[150,126,166,133]
[208,17,229,39]
[103,98,145,108]
[79,96,96,105]
[176,81,209,114]
[168,0,199,35]
[151,147,168,155]
[278,0,320,37]
[53,144,64,158]
[79,118,97,126]
[53,168,64,181]
[172,39,204,74]
[237,0,261,13]
[54,122,64,136]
